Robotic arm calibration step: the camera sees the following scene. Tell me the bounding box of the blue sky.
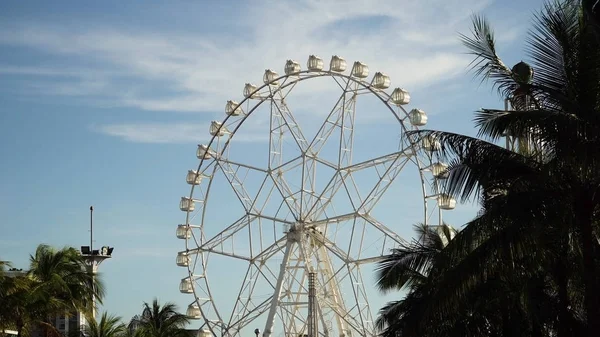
[0,0,543,331]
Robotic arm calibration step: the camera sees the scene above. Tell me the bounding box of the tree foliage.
[0,245,105,337]
[377,0,600,336]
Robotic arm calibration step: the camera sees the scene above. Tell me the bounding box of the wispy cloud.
[0,0,517,143]
[94,122,269,144]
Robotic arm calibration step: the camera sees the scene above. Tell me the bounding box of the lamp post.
[496,61,543,156]
[80,206,114,320]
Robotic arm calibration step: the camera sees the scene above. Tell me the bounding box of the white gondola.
[243,83,257,98]
[408,109,428,126]
[284,60,301,75]
[329,55,346,72]
[180,197,195,212]
[438,194,456,210]
[186,170,206,185]
[176,252,190,267]
[307,55,324,71]
[180,278,193,293]
[176,225,191,239]
[431,162,449,179]
[422,135,441,152]
[197,144,216,160]
[197,329,213,337]
[391,88,410,105]
[209,121,229,137]
[186,304,202,319]
[351,61,369,78]
[372,72,391,89]
[263,69,279,85]
[225,100,243,116]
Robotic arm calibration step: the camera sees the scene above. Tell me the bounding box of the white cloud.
[95,122,268,144]
[0,0,513,143]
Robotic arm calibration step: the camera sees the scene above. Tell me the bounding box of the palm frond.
[86,312,126,337]
[526,0,578,107]
[376,224,448,293]
[459,15,516,98]
[408,130,541,203]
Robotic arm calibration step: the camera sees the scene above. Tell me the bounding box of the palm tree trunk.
[16,318,23,337]
[577,197,599,337]
[555,261,572,337]
[501,309,511,337]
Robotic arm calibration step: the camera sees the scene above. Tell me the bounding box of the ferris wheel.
[175,55,456,337]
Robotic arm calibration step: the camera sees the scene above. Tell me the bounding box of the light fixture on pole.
[80,206,114,320]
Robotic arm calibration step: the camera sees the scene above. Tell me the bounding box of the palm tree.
[1,245,106,337]
[377,0,599,335]
[0,272,49,337]
[84,312,127,337]
[28,245,106,337]
[135,299,192,337]
[375,224,463,336]
[29,244,105,316]
[375,223,456,293]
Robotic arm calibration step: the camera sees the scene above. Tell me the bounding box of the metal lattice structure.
[175,55,456,337]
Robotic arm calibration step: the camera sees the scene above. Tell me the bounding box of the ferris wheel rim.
[184,69,427,224]
[179,60,447,337]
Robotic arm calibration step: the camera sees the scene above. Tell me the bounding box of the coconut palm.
[375,223,456,293]
[135,299,192,337]
[0,272,56,337]
[377,0,599,336]
[84,312,127,337]
[375,224,465,336]
[0,245,107,337]
[29,244,105,316]
[28,245,106,337]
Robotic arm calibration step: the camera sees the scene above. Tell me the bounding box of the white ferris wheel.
[175,55,456,337]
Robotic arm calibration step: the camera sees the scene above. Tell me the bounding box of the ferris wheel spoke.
[228,263,277,334]
[269,161,303,219]
[357,213,406,254]
[343,147,413,172]
[215,158,269,214]
[358,155,412,213]
[306,88,348,157]
[344,264,374,336]
[306,228,353,263]
[305,150,413,222]
[339,148,413,214]
[189,277,225,333]
[269,96,309,154]
[337,85,357,169]
[228,296,273,335]
[315,214,405,265]
[197,215,256,261]
[254,236,288,263]
[303,170,347,221]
